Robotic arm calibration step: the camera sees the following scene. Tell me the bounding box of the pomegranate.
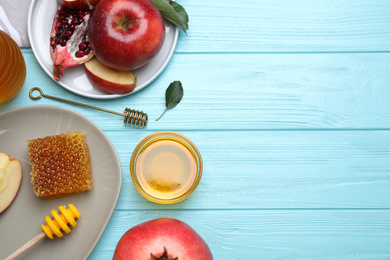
[58,0,101,10]
[50,5,94,81]
[113,218,213,260]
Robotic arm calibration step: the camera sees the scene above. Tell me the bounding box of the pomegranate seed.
[65,30,72,37]
[75,51,85,57]
[84,49,90,55]
[79,43,87,50]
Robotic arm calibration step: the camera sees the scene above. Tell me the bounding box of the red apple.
[113,218,213,260]
[88,0,166,71]
[57,0,101,10]
[85,57,137,94]
[0,153,22,213]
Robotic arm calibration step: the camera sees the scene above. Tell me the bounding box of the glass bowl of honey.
[130,132,203,204]
[0,30,26,103]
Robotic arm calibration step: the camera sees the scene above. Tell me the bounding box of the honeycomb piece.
[27,131,93,199]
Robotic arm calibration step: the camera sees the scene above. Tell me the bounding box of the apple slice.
[85,57,137,94]
[0,152,22,213]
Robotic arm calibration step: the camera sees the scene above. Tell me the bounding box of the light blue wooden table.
[2,0,390,258]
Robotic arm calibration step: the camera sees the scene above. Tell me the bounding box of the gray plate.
[0,105,122,260]
[28,0,179,99]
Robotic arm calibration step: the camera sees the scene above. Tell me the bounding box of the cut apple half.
[85,57,137,94]
[0,152,22,213]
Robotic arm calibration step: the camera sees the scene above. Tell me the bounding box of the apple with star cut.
[88,0,166,71]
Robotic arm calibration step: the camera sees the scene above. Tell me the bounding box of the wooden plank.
[105,130,390,209]
[14,51,390,130]
[89,209,390,259]
[177,0,390,52]
[19,1,390,52]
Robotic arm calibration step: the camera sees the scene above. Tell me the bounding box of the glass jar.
[130,132,203,204]
[0,30,26,103]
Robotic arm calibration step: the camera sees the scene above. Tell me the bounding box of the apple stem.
[86,0,93,9]
[123,19,140,30]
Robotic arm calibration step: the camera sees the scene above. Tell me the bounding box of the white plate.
[0,105,122,260]
[27,0,178,99]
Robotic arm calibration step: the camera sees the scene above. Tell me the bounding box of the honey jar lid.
[130,132,203,204]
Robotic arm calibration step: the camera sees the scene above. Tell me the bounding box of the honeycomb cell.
[27,131,93,199]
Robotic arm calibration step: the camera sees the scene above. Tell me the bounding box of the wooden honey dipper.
[5,204,80,260]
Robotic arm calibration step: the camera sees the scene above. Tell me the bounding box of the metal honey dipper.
[29,87,148,127]
[5,204,80,260]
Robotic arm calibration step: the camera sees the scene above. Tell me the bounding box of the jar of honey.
[130,132,203,204]
[0,30,26,103]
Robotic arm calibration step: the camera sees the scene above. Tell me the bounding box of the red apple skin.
[57,0,101,10]
[88,0,166,71]
[113,218,213,260]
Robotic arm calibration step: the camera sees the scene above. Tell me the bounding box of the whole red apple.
[113,218,213,260]
[88,0,166,71]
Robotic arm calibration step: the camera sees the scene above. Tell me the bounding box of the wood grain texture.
[176,0,390,52]
[14,51,390,130]
[1,0,390,259]
[89,210,390,259]
[104,130,390,210]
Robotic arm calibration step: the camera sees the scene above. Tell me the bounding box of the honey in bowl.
[130,132,202,204]
[0,30,26,103]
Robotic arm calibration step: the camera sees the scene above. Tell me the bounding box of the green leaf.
[169,2,188,31]
[150,0,189,34]
[156,81,184,121]
[165,81,183,108]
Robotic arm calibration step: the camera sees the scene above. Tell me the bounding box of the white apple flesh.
[85,57,137,94]
[0,152,22,213]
